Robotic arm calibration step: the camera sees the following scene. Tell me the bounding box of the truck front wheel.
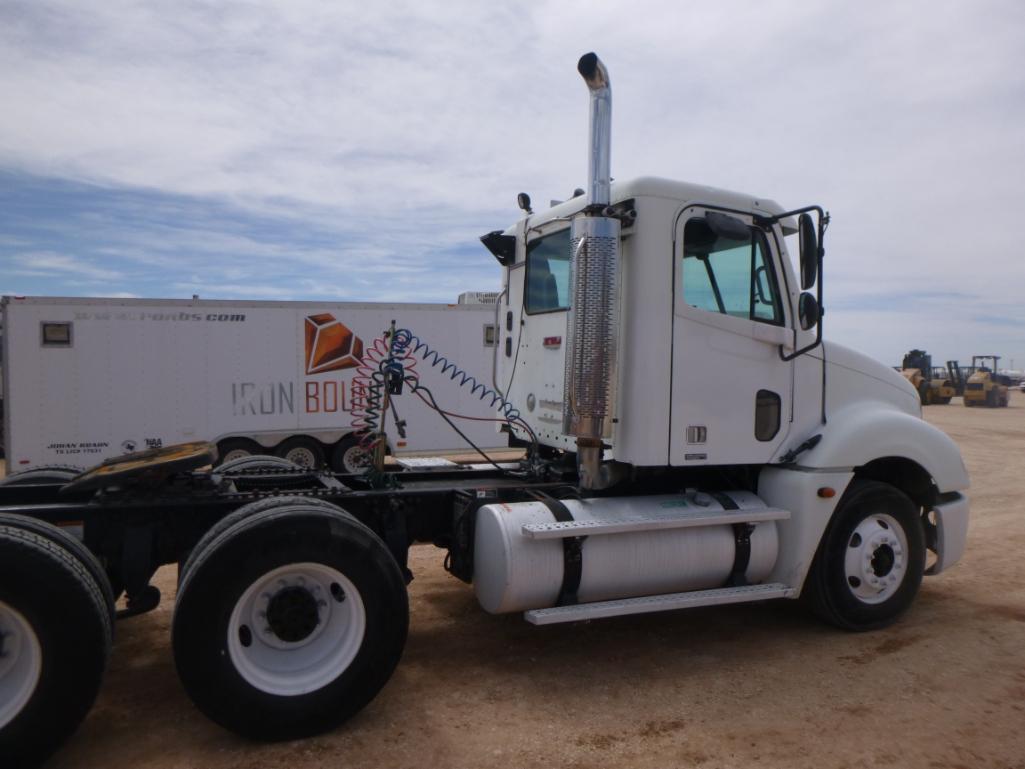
[804,480,925,631]
[172,503,408,740]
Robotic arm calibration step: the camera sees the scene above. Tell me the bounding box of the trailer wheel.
[217,438,264,465]
[274,437,325,470]
[804,481,925,631]
[331,435,373,474]
[216,454,301,473]
[0,523,113,768]
[0,465,83,486]
[173,503,408,740]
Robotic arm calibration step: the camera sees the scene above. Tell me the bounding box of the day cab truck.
[0,53,969,768]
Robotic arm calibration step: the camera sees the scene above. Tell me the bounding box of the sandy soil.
[35,395,1025,768]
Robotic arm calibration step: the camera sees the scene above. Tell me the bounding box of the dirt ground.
[29,395,1025,768]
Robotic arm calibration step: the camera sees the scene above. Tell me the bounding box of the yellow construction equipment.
[900,350,955,405]
[963,355,1010,407]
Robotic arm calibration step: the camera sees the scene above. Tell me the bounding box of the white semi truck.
[0,53,968,767]
[0,294,505,473]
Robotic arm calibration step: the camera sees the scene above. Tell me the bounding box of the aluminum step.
[523,583,796,625]
[521,507,790,540]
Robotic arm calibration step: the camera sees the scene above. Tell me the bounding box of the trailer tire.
[0,465,83,486]
[217,438,264,465]
[331,435,373,474]
[0,524,113,768]
[274,437,325,470]
[172,503,408,740]
[803,480,925,632]
[216,454,301,473]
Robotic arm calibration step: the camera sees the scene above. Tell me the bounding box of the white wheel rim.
[844,513,909,604]
[343,445,371,473]
[0,601,43,730]
[285,447,317,468]
[221,448,254,463]
[227,563,365,696]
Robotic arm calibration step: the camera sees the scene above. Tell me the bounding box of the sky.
[1,0,1024,369]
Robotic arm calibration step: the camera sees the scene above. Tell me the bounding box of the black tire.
[172,503,408,740]
[0,514,116,628]
[330,435,373,474]
[274,436,326,470]
[986,389,996,407]
[0,524,113,768]
[0,465,83,487]
[178,496,342,586]
[216,454,300,474]
[216,438,264,466]
[803,480,925,631]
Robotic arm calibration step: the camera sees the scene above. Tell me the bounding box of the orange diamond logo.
[304,313,364,375]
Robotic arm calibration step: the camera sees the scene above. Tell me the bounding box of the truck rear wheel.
[216,454,300,473]
[172,503,408,740]
[803,480,925,631]
[0,521,113,768]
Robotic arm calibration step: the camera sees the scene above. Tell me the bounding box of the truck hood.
[812,341,921,417]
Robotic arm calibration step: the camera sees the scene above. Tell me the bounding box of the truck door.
[669,207,794,466]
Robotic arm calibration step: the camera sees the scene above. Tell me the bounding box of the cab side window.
[682,217,783,325]
[525,228,572,314]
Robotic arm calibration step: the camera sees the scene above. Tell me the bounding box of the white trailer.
[1,295,507,472]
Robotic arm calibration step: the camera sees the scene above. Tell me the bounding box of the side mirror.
[799,292,820,330]
[799,212,818,290]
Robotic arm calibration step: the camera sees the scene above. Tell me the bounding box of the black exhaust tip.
[578,52,598,79]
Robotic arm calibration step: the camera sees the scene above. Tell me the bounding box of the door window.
[681,217,783,325]
[525,228,572,314]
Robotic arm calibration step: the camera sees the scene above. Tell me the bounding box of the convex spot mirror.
[799,212,819,290]
[799,292,820,330]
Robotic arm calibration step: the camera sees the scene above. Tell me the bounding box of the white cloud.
[12,251,123,281]
[0,0,1023,362]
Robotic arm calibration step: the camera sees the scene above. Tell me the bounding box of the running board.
[523,583,796,625]
[521,507,789,540]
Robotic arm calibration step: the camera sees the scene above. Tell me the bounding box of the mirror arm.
[764,204,827,362]
[778,225,826,362]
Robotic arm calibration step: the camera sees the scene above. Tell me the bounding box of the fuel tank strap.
[708,492,754,587]
[529,491,584,606]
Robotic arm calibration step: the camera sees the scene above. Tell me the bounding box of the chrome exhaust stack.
[563,53,621,490]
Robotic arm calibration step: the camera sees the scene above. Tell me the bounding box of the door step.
[523,583,796,625]
[521,507,789,540]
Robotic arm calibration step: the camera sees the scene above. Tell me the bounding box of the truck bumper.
[925,491,969,575]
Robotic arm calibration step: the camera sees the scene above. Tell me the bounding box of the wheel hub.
[844,514,909,605]
[0,601,43,731]
[227,563,366,696]
[266,586,320,643]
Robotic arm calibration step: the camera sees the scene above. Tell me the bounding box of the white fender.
[796,402,969,492]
